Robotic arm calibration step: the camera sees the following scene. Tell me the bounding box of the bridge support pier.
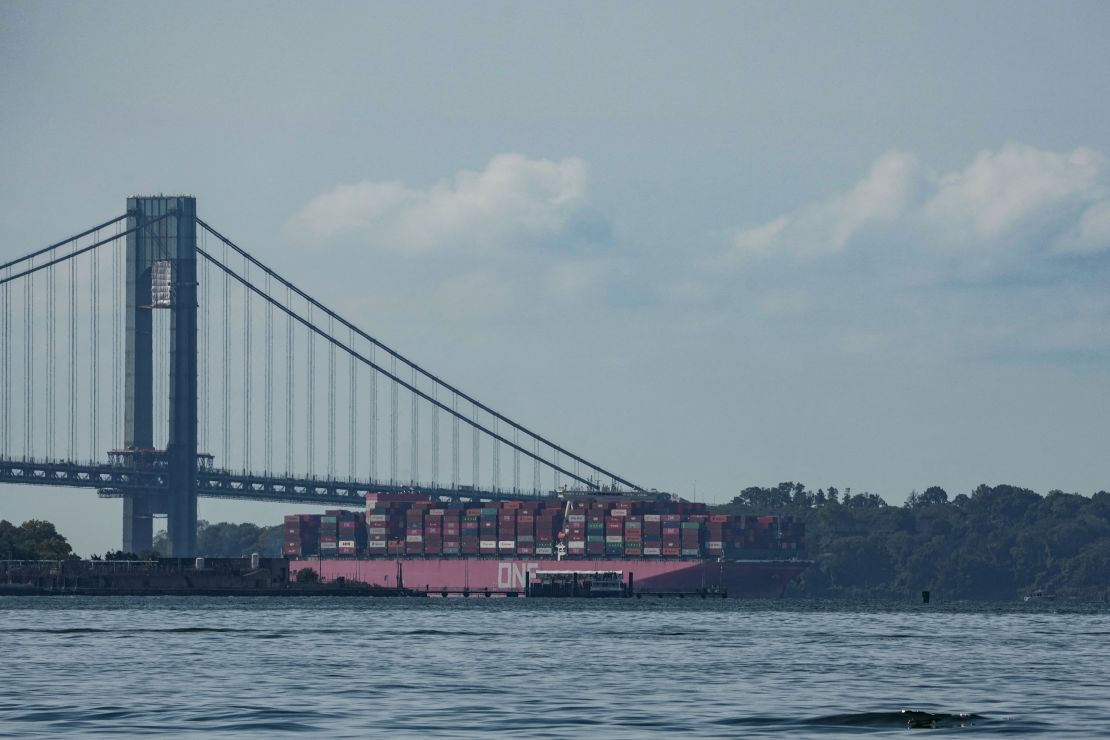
[122,494,156,555]
[124,196,198,557]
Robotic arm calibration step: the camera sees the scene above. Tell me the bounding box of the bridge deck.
[0,457,652,507]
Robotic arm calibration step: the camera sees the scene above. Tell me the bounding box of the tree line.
[6,483,1108,601]
[717,482,1110,600]
[152,520,284,558]
[0,519,75,560]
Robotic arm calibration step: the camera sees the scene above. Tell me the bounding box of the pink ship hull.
[289,557,810,598]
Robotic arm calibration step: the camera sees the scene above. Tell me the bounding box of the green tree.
[715,482,1110,600]
[920,486,948,506]
[154,520,284,557]
[0,519,76,560]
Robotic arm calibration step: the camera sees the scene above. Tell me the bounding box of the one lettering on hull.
[497,561,540,590]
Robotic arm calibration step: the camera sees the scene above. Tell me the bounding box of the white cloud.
[719,151,920,267]
[716,143,1110,269]
[289,153,595,253]
[925,142,1104,239]
[1056,200,1110,254]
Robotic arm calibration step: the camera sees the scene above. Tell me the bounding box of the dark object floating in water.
[808,710,984,729]
[1024,590,1056,602]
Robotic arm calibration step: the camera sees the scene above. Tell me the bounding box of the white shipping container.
[368,540,387,549]
[609,509,628,517]
[480,540,497,549]
[320,542,338,550]
[338,540,355,548]
[566,514,586,523]
[643,514,661,522]
[681,548,700,556]
[707,541,723,550]
[535,547,553,555]
[406,534,423,543]
[498,540,515,549]
[368,514,388,522]
[605,535,623,544]
[643,547,661,555]
[429,509,446,516]
[368,527,387,536]
[568,541,586,549]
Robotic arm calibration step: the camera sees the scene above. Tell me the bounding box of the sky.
[1,1,1109,556]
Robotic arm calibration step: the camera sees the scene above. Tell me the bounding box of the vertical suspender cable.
[492,418,500,492]
[390,355,398,484]
[68,242,76,460]
[348,327,356,481]
[451,393,459,489]
[113,223,121,449]
[328,315,335,478]
[222,240,230,467]
[24,266,33,459]
[306,304,315,475]
[46,260,54,457]
[553,450,560,492]
[1,265,8,457]
[201,236,209,456]
[513,429,520,493]
[243,260,252,471]
[431,384,439,488]
[264,272,273,473]
[91,232,100,460]
[410,366,418,484]
[369,345,377,482]
[533,439,540,494]
[285,285,293,474]
[471,402,479,491]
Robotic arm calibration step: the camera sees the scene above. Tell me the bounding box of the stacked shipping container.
[282,494,806,561]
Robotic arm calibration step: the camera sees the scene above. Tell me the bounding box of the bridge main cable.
[0,212,175,288]
[195,218,642,491]
[196,244,604,491]
[0,214,127,273]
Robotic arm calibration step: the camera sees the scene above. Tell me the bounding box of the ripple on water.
[0,597,1107,737]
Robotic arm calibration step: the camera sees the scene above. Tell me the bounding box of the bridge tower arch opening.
[122,196,198,556]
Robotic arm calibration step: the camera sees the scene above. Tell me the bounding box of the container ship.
[284,494,810,598]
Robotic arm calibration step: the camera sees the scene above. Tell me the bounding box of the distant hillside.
[715,483,1110,601]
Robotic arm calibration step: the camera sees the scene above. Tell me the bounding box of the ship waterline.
[288,557,811,598]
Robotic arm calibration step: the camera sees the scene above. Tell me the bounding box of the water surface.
[1,597,1106,736]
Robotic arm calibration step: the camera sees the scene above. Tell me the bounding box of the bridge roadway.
[0,456,648,508]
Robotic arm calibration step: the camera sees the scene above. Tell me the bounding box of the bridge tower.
[122,196,198,556]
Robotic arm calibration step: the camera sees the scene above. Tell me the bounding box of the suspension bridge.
[0,196,647,556]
